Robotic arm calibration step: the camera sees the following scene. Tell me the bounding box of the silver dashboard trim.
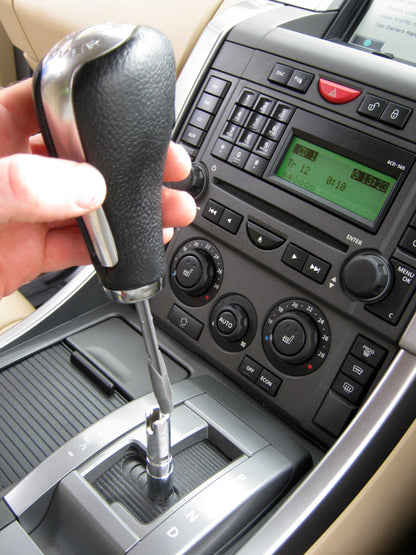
[236,348,416,553]
[0,265,96,351]
[38,24,134,270]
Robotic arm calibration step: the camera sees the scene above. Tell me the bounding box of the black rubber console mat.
[93,440,231,523]
[0,343,127,491]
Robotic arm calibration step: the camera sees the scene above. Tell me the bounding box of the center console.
[152,0,416,447]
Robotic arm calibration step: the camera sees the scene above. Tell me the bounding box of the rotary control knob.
[263,299,330,376]
[342,253,392,303]
[174,250,214,296]
[171,239,224,306]
[272,313,318,363]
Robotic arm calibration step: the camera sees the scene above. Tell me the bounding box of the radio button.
[212,138,232,160]
[287,70,313,92]
[228,145,250,167]
[229,105,250,126]
[319,78,361,104]
[272,102,295,123]
[302,255,331,284]
[237,89,258,108]
[263,119,285,141]
[183,125,205,148]
[221,122,240,142]
[218,209,243,234]
[269,63,293,85]
[189,109,213,131]
[253,136,277,159]
[366,259,416,324]
[358,94,387,119]
[247,221,285,250]
[254,95,275,115]
[282,244,308,271]
[203,200,224,224]
[197,92,222,114]
[246,112,267,133]
[205,76,230,98]
[237,129,259,150]
[244,154,268,176]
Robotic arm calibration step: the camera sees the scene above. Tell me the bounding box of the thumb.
[0,154,106,224]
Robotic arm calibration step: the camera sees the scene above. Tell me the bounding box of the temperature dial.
[263,299,330,376]
[171,239,223,306]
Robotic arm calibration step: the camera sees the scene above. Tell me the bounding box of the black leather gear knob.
[33,24,176,302]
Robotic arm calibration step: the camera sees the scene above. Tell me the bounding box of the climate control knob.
[272,313,318,363]
[171,239,224,306]
[174,251,214,296]
[263,299,330,376]
[342,253,392,303]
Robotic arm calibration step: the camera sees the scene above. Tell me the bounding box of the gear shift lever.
[33,23,176,499]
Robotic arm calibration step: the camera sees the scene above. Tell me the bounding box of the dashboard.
[0,0,415,553]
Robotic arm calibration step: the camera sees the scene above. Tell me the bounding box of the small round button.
[216,310,237,335]
[273,318,305,356]
[214,304,248,342]
[175,255,202,288]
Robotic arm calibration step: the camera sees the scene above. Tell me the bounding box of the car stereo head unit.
[267,110,413,232]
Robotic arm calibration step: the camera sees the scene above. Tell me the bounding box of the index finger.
[0,79,39,155]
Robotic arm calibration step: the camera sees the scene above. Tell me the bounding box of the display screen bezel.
[266,110,413,232]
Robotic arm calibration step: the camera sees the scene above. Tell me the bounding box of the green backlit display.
[276,137,396,223]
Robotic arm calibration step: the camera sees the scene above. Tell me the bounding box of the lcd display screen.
[276,136,396,224]
[349,0,416,64]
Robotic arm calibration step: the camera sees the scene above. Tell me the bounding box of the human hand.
[0,79,196,299]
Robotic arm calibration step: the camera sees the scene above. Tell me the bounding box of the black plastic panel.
[0,343,126,491]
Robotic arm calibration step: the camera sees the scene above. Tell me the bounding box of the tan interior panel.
[307,420,416,554]
[0,0,230,73]
[0,21,17,87]
[0,291,35,334]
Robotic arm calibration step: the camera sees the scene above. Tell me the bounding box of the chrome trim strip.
[0,266,95,350]
[103,278,164,303]
[399,308,416,354]
[39,24,135,268]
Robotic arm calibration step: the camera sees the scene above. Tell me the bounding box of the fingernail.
[74,164,106,209]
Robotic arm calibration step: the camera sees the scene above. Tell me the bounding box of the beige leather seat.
[0,290,35,334]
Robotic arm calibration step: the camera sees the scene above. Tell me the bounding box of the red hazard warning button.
[319,78,361,104]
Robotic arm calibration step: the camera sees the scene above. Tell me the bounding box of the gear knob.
[33,23,176,302]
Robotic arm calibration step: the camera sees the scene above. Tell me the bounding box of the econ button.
[319,78,361,104]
